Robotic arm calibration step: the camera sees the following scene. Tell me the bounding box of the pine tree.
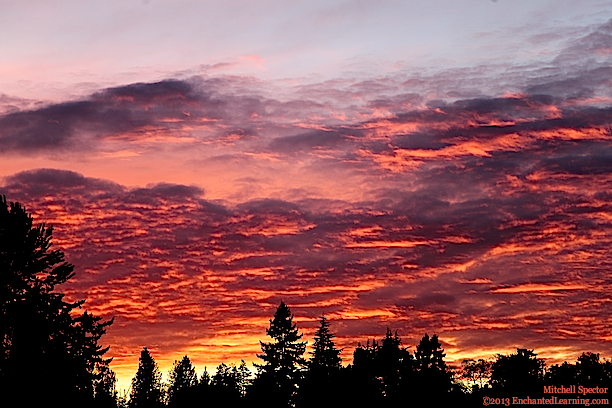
[232,360,252,397]
[310,316,342,376]
[298,316,343,408]
[167,355,197,407]
[128,348,164,408]
[202,361,251,405]
[413,333,453,399]
[253,301,306,407]
[348,338,384,405]
[0,197,112,406]
[94,362,119,407]
[415,334,447,373]
[348,329,414,404]
[200,367,211,386]
[193,367,211,401]
[378,329,403,398]
[212,362,237,397]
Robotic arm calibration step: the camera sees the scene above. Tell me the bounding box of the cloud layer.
[2,18,612,390]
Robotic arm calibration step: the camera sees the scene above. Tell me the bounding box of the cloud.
[2,17,612,389]
[3,158,612,366]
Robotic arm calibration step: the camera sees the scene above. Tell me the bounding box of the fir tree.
[212,363,237,397]
[129,348,164,408]
[378,329,403,398]
[167,355,198,407]
[93,362,119,408]
[253,301,306,407]
[193,367,211,401]
[298,316,343,408]
[232,360,252,397]
[309,315,342,375]
[415,334,447,373]
[0,197,112,406]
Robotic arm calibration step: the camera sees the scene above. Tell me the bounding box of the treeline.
[2,197,611,407]
[96,301,612,408]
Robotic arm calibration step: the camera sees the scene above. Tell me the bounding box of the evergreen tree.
[129,348,164,408]
[232,360,252,397]
[193,367,211,401]
[200,367,211,387]
[378,329,404,398]
[94,362,119,408]
[252,301,306,407]
[309,316,342,375]
[352,339,380,381]
[350,329,415,403]
[167,355,198,407]
[0,197,112,406]
[298,316,343,407]
[412,334,453,402]
[212,363,237,398]
[344,340,384,406]
[415,334,447,373]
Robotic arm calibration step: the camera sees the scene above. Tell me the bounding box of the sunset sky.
[2,0,612,392]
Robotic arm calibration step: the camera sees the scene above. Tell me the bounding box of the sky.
[2,0,612,393]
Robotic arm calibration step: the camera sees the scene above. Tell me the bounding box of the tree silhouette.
[348,330,417,405]
[129,348,164,408]
[194,367,212,400]
[309,316,342,375]
[252,301,306,407]
[378,329,406,398]
[461,358,492,391]
[167,355,198,407]
[298,316,343,407]
[349,339,384,403]
[209,360,251,405]
[411,333,454,402]
[491,348,544,395]
[415,334,446,373]
[232,360,252,397]
[546,361,577,387]
[94,362,119,407]
[0,197,113,406]
[576,352,611,387]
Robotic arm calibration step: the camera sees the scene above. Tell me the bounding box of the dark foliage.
[461,358,493,392]
[167,355,198,407]
[576,352,612,387]
[0,197,113,407]
[94,362,119,408]
[129,348,165,408]
[297,316,343,408]
[490,348,545,396]
[210,361,250,403]
[345,331,459,405]
[251,301,306,407]
[546,352,612,390]
[346,329,415,405]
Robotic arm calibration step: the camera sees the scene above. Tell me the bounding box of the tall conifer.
[128,348,164,408]
[167,355,197,407]
[0,197,112,406]
[310,316,342,375]
[254,301,306,407]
